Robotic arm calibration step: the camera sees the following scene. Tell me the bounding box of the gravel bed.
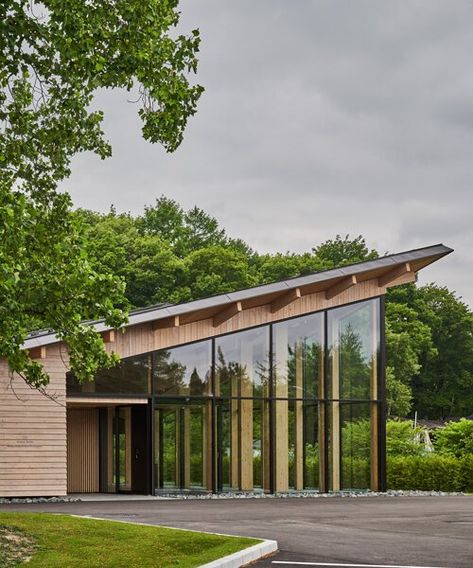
[0,490,465,504]
[155,490,465,499]
[0,496,81,505]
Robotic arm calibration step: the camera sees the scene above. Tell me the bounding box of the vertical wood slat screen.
[67,408,99,493]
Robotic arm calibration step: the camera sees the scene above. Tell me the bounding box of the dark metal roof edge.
[23,243,452,349]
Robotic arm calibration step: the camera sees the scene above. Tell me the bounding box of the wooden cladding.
[67,408,99,493]
[0,348,67,497]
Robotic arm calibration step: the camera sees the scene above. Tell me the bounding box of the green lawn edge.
[0,512,260,568]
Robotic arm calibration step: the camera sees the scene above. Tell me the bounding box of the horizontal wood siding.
[0,344,67,497]
[67,408,99,493]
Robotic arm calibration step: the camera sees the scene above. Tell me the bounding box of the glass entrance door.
[154,403,212,492]
[108,406,132,492]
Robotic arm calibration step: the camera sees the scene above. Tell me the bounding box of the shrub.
[387,454,473,492]
[386,419,426,457]
[434,419,473,458]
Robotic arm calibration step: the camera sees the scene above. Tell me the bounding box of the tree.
[385,368,413,417]
[388,284,473,418]
[1,1,203,386]
[312,234,379,269]
[138,196,231,257]
[184,246,256,299]
[412,286,473,418]
[77,208,186,308]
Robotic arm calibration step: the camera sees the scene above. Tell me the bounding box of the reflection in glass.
[67,355,151,395]
[340,403,371,490]
[153,341,212,396]
[111,407,131,491]
[273,313,324,399]
[287,401,319,490]
[154,403,211,492]
[155,408,178,490]
[215,327,270,398]
[327,300,379,400]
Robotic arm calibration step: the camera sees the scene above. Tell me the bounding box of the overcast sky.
[63,0,473,307]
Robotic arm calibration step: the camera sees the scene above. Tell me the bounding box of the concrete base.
[200,540,277,568]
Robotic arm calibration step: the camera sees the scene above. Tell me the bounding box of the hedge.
[387,454,473,492]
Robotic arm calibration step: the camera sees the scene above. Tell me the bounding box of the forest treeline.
[75,196,473,420]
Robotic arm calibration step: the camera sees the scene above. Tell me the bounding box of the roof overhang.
[23,243,453,350]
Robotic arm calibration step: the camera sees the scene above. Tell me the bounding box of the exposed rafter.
[378,262,412,288]
[325,275,357,300]
[152,315,180,331]
[28,346,46,360]
[213,302,242,327]
[270,287,301,313]
[101,330,115,343]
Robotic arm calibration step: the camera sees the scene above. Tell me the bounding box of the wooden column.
[274,326,289,492]
[240,340,254,490]
[294,343,304,490]
[262,399,271,492]
[230,373,240,489]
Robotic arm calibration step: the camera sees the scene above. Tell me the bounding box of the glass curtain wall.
[66,297,383,494]
[215,327,270,492]
[327,299,380,491]
[273,313,324,491]
[153,342,212,492]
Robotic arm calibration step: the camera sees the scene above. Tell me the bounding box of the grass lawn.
[0,512,260,567]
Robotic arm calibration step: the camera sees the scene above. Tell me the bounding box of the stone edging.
[199,539,277,568]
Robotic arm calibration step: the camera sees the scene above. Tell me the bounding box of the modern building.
[0,244,452,497]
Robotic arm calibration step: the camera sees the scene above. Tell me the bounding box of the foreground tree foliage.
[0,1,202,387]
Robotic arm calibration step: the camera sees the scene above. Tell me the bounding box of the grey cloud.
[63,0,473,306]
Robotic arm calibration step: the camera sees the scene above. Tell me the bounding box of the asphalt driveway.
[1,495,472,567]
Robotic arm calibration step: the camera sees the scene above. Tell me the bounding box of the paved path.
[1,496,472,567]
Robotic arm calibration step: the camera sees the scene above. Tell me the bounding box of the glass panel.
[327,299,379,400]
[273,313,324,399]
[154,403,212,492]
[67,355,151,395]
[155,407,179,490]
[111,407,131,491]
[340,403,371,490]
[303,403,320,490]
[153,341,212,396]
[215,327,270,398]
[216,397,269,492]
[287,401,319,490]
[218,399,239,491]
[252,399,270,491]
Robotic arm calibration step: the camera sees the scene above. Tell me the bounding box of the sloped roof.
[24,243,452,350]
